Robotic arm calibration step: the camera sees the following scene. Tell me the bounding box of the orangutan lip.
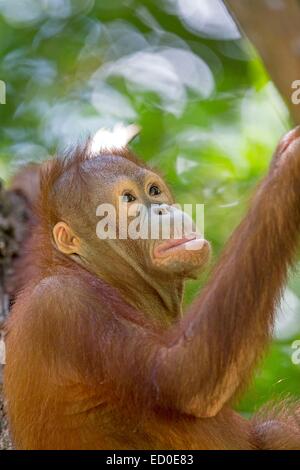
[154,234,202,258]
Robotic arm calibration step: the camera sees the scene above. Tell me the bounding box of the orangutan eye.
[122,192,136,203]
[149,185,161,197]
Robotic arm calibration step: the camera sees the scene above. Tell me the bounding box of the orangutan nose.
[152,204,171,216]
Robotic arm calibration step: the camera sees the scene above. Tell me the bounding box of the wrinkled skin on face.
[68,155,211,280]
[50,152,211,321]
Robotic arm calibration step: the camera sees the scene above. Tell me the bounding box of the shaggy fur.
[4,128,300,449]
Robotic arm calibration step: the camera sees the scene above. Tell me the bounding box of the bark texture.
[226,0,300,125]
[0,179,31,449]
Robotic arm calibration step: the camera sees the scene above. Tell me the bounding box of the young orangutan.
[4,125,300,449]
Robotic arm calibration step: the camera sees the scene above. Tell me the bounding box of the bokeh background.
[0,0,299,417]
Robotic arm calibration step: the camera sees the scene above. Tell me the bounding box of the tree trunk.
[226,0,300,125]
[0,179,31,449]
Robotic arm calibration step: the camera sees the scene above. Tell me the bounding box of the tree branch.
[226,0,300,124]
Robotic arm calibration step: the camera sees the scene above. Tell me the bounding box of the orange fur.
[4,128,300,449]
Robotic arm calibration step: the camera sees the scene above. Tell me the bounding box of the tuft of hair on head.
[89,123,141,156]
[38,125,145,229]
[38,142,91,229]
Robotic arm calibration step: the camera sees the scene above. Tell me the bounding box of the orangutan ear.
[52,222,80,255]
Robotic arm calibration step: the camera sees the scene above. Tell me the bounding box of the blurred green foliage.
[0,0,299,415]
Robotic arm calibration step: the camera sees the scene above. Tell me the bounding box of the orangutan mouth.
[154,234,206,257]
